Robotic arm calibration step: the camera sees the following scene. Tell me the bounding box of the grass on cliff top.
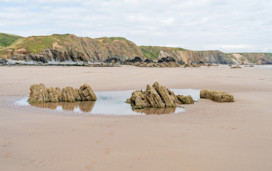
[95,37,134,44]
[139,46,187,59]
[0,33,23,47]
[7,34,72,53]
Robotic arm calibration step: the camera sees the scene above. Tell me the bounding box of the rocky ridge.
[0,33,271,65]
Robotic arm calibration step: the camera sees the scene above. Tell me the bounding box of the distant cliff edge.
[0,33,271,64]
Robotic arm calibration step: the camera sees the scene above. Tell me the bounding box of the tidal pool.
[15,89,200,115]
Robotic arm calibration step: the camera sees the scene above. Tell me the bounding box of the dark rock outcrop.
[0,58,8,65]
[104,57,121,63]
[158,56,176,63]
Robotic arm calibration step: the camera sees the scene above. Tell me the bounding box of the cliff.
[0,33,271,64]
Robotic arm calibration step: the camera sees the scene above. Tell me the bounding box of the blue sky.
[0,0,271,52]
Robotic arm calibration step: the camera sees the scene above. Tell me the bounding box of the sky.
[0,0,271,52]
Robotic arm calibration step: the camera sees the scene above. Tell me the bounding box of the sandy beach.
[0,65,272,171]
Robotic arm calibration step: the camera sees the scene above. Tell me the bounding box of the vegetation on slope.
[7,34,72,53]
[139,46,187,59]
[0,33,23,47]
[95,37,143,57]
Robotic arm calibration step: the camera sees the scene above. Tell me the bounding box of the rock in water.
[74,88,82,101]
[79,84,97,101]
[28,84,96,103]
[29,84,49,104]
[176,95,194,104]
[152,82,177,107]
[200,89,234,102]
[127,82,180,109]
[146,85,165,108]
[129,90,150,109]
[61,87,76,102]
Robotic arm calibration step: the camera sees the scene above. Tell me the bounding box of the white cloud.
[0,0,271,52]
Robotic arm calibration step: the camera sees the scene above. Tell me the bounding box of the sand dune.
[0,65,272,171]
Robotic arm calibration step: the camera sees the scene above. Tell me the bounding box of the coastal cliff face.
[0,33,271,64]
[0,34,144,62]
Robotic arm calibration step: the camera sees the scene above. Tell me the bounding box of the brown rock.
[73,88,82,101]
[29,84,49,104]
[79,84,97,101]
[128,90,150,109]
[200,89,234,102]
[61,87,76,102]
[176,95,194,104]
[127,82,180,109]
[146,84,165,108]
[48,87,61,102]
[152,82,177,107]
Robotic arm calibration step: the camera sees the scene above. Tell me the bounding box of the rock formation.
[200,89,234,102]
[29,83,97,104]
[79,84,97,101]
[29,84,50,103]
[127,82,194,109]
[176,95,194,104]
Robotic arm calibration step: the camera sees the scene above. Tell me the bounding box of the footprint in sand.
[85,164,93,170]
[4,152,12,158]
[104,148,110,155]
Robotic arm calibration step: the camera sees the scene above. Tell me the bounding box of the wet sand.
[0,65,272,171]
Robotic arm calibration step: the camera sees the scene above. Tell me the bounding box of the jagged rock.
[152,82,177,107]
[129,90,150,109]
[29,84,49,103]
[146,85,165,108]
[127,82,179,109]
[177,95,194,104]
[79,84,97,101]
[200,89,234,102]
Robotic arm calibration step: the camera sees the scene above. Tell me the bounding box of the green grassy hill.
[0,33,23,47]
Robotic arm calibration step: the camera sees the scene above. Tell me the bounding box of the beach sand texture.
[0,65,272,171]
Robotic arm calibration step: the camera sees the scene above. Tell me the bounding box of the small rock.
[177,95,194,104]
[200,89,234,102]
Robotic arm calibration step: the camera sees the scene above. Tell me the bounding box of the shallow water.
[15,89,200,115]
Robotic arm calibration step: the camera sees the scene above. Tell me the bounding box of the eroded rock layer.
[127,82,194,109]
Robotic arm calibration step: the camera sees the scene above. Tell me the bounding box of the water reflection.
[21,89,200,115]
[31,101,95,113]
[30,101,182,115]
[133,107,177,115]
